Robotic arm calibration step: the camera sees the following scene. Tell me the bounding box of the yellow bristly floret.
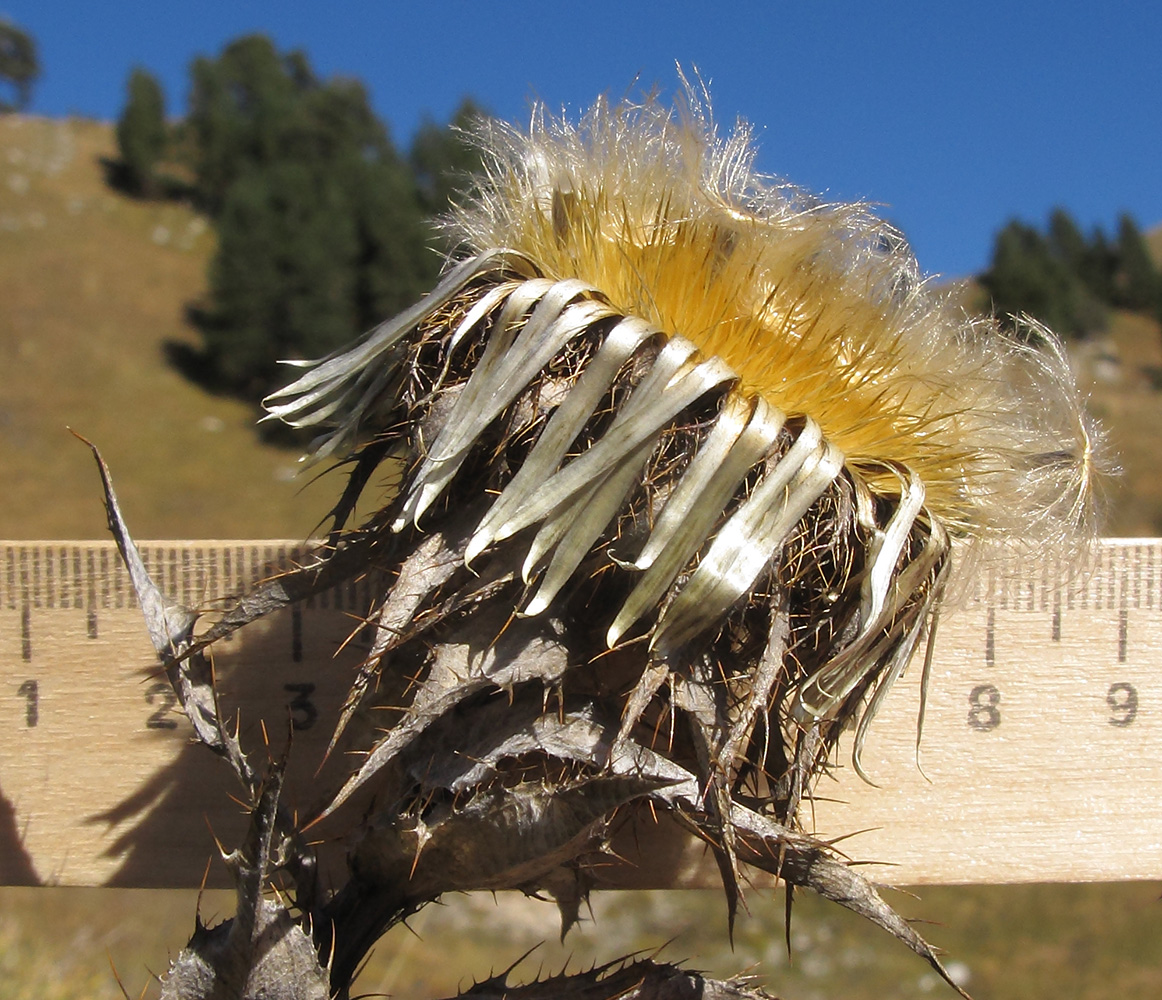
[449,94,1099,549]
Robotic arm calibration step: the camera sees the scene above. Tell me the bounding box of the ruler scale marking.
[2,538,1162,890]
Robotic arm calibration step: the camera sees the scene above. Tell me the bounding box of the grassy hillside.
[1146,222,1162,265]
[3,116,1162,999]
[1080,308,1162,535]
[0,115,342,540]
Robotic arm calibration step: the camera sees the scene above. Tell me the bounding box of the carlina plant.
[93,78,1102,1000]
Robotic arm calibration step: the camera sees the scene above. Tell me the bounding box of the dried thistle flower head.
[249,83,1102,993]
[268,83,1098,756]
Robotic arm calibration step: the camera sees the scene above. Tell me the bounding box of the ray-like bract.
[465,315,657,566]
[607,393,784,647]
[264,250,538,458]
[498,348,736,541]
[658,438,846,655]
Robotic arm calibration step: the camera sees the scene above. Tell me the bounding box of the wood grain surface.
[2,538,1160,889]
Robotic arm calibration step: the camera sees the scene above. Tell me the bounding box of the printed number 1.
[17,680,38,727]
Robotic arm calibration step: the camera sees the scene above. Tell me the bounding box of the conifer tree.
[116,68,168,196]
[1113,214,1162,316]
[1047,208,1087,275]
[201,163,359,392]
[186,35,307,216]
[188,36,435,396]
[982,220,1090,336]
[0,19,37,112]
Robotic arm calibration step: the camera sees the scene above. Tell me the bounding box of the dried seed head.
[264,84,1102,801]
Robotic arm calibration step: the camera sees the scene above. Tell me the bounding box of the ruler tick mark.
[86,549,96,615]
[1118,608,1129,663]
[72,547,82,609]
[5,545,14,609]
[985,607,995,667]
[20,605,31,661]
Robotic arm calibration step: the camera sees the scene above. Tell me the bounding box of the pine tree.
[0,19,37,112]
[1113,214,1162,315]
[185,35,309,215]
[1047,208,1087,274]
[1045,208,1108,332]
[1078,225,1117,304]
[202,162,360,393]
[187,36,435,396]
[116,68,168,196]
[982,221,1092,336]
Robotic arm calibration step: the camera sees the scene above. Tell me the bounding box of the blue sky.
[3,1,1159,279]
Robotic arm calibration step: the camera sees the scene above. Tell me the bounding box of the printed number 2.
[1107,682,1138,727]
[145,682,179,729]
[968,684,1001,731]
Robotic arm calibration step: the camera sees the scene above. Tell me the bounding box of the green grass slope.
[0,115,342,540]
[1082,307,1162,536]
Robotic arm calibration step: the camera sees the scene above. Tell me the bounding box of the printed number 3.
[968,684,1001,731]
[284,683,318,731]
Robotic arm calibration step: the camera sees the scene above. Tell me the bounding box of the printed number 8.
[1107,682,1138,727]
[968,684,1001,731]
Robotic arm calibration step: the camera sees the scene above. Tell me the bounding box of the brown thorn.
[202,815,227,858]
[106,951,133,1000]
[195,854,213,925]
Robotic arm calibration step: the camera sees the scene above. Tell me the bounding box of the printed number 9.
[1107,682,1138,727]
[968,684,1001,731]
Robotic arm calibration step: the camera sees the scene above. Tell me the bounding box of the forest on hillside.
[7,18,1162,409]
[109,34,486,399]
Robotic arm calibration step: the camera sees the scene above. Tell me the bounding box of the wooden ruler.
[2,538,1161,889]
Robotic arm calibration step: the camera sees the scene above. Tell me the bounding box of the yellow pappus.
[265,87,1100,816]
